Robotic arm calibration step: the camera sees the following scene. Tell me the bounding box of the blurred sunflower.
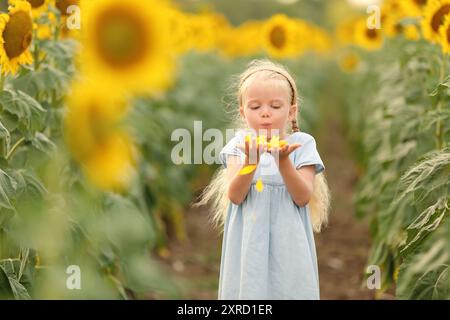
[262,14,302,58]
[83,131,137,192]
[55,0,79,16]
[354,18,384,51]
[64,81,129,163]
[187,11,229,53]
[64,81,136,191]
[0,0,33,75]
[309,26,332,54]
[59,15,80,39]
[422,0,450,42]
[339,52,360,73]
[336,17,359,46]
[79,0,174,95]
[400,0,429,17]
[10,0,52,18]
[439,13,450,52]
[219,20,263,58]
[166,7,193,55]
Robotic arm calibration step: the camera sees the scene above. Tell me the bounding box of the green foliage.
[342,37,450,298]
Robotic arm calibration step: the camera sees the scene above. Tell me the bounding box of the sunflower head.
[64,81,129,162]
[262,14,303,58]
[400,0,429,17]
[422,0,450,43]
[55,0,79,16]
[0,0,33,74]
[354,18,384,51]
[83,132,137,192]
[80,0,174,95]
[11,0,52,18]
[439,12,450,52]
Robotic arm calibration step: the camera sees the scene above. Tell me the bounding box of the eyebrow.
[247,98,285,104]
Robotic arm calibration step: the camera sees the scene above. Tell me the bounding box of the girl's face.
[240,77,297,138]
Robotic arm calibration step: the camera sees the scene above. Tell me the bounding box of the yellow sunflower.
[63,81,130,163]
[354,18,384,51]
[54,0,79,16]
[64,81,136,191]
[336,17,359,46]
[439,13,450,52]
[59,15,81,39]
[79,0,174,95]
[310,26,332,54]
[262,14,302,59]
[10,0,53,18]
[166,7,193,55]
[339,52,360,73]
[422,0,450,43]
[400,0,429,17]
[219,20,263,58]
[83,131,137,192]
[0,0,33,75]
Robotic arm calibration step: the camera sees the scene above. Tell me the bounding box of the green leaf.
[0,90,46,139]
[410,265,449,299]
[0,120,10,151]
[0,169,16,210]
[31,132,57,155]
[10,65,70,100]
[0,265,14,299]
[8,277,31,300]
[393,147,450,206]
[401,197,449,256]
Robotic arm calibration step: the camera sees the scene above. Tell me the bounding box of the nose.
[260,106,271,118]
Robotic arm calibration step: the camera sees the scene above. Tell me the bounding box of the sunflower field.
[0,0,448,300]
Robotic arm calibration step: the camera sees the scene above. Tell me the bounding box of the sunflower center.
[365,28,378,39]
[395,23,404,34]
[95,6,149,69]
[447,25,450,44]
[28,0,45,8]
[56,0,79,16]
[431,5,450,33]
[414,0,427,7]
[270,25,286,49]
[2,11,33,59]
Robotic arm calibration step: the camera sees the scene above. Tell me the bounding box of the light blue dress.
[218,131,325,300]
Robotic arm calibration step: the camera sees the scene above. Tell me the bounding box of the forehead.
[242,76,291,103]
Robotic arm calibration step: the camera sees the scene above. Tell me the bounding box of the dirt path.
[313,111,375,299]
[158,111,381,299]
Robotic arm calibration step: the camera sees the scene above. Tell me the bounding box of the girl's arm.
[225,155,257,205]
[225,137,265,205]
[278,158,315,207]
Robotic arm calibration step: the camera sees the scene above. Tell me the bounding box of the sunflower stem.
[33,40,40,71]
[6,137,25,160]
[0,72,5,91]
[436,52,447,150]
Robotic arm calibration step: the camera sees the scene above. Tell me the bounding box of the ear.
[239,105,245,119]
[289,104,298,120]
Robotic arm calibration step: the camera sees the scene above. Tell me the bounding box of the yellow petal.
[279,140,288,147]
[256,177,264,192]
[239,165,257,175]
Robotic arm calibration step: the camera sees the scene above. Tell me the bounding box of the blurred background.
[0,0,448,299]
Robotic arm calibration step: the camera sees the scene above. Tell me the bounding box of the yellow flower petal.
[239,165,257,175]
[256,177,264,192]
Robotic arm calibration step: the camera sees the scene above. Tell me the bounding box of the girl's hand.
[269,143,302,160]
[237,135,268,165]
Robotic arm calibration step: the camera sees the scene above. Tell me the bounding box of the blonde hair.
[194,59,331,233]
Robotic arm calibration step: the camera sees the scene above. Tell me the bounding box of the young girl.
[197,59,331,300]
